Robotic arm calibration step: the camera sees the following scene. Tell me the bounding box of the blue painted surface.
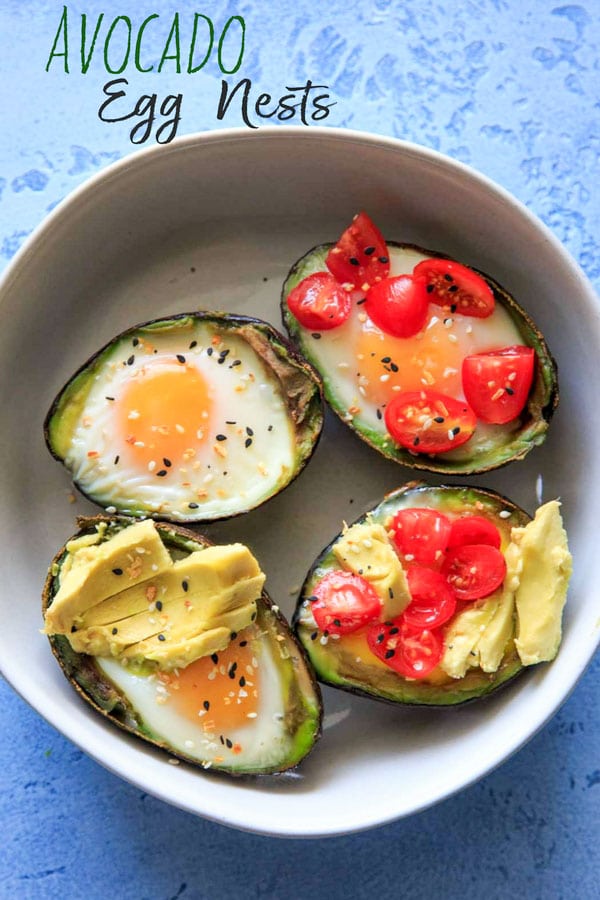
[1,1,600,896]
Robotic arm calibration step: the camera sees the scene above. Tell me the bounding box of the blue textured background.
[2,1,600,897]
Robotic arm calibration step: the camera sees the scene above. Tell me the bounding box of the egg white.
[97,628,291,771]
[294,246,525,459]
[64,322,296,519]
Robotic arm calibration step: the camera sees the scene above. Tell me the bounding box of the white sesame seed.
[499,510,512,519]
[105,506,117,514]
[380,374,390,382]
[448,333,458,343]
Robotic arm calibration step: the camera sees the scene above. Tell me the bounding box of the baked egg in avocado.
[45,312,323,522]
[43,517,322,776]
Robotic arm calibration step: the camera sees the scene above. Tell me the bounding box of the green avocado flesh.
[281,243,558,475]
[294,484,530,707]
[43,518,322,776]
[45,313,323,523]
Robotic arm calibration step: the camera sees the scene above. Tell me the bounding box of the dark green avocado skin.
[294,483,530,708]
[44,311,324,523]
[281,242,559,476]
[43,517,323,777]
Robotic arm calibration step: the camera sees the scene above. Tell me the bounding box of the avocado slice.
[294,483,532,707]
[43,516,322,776]
[45,312,324,522]
[281,243,558,475]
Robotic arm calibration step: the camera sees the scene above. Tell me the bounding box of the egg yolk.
[167,629,260,734]
[118,363,212,466]
[354,313,464,407]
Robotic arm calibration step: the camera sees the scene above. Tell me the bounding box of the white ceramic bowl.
[1,128,598,837]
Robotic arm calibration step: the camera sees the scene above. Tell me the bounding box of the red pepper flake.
[87,451,99,458]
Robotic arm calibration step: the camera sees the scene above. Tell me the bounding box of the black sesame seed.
[376,409,382,420]
[163,457,172,467]
[230,632,237,640]
[230,359,242,367]
[188,502,199,509]
[126,355,134,366]
[220,349,230,358]
[426,284,434,294]
[156,470,168,477]
[310,631,318,641]
[207,347,213,356]
[376,633,384,644]
[216,434,227,442]
[228,668,236,680]
[203,700,210,711]
[182,580,189,592]
[226,420,237,425]
[450,304,457,313]
[239,675,246,687]
[452,426,461,435]
[444,273,453,282]
[385,648,395,659]
[132,337,139,347]
[388,588,394,598]
[245,438,252,448]
[389,627,399,636]
[239,640,248,648]
[433,416,445,423]
[323,630,329,638]
[390,362,399,372]
[311,333,321,340]
[448,284,458,293]
[211,653,219,664]
[114,455,120,465]
[156,600,163,611]
[219,735,225,745]
[70,625,77,633]
[349,257,360,266]
[381,356,391,364]
[378,256,389,264]
[189,340,198,349]
[176,354,186,364]
[413,437,420,446]
[356,297,367,305]
[505,387,514,395]
[246,427,254,436]
[112,627,118,635]
[226,739,233,749]
[105,396,115,401]
[157,634,166,642]
[364,246,375,256]
[251,612,256,621]
[333,618,342,627]
[112,568,123,576]
[267,425,273,432]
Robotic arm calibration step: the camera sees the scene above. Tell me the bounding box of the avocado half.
[294,483,530,707]
[43,516,322,776]
[45,312,324,523]
[281,243,558,475]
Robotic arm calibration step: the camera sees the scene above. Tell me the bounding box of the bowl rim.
[1,125,598,837]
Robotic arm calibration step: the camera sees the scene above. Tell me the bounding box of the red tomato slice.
[413,257,494,318]
[366,618,443,679]
[404,567,457,628]
[384,390,477,454]
[390,507,451,567]
[287,271,352,331]
[447,515,501,550]
[325,212,390,290]
[442,544,506,601]
[310,570,381,635]
[462,346,535,425]
[365,275,429,338]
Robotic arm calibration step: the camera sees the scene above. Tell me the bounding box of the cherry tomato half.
[310,570,381,635]
[413,258,494,318]
[442,544,506,601]
[365,275,429,338]
[325,212,390,290]
[462,346,535,425]
[366,618,443,679]
[384,390,477,454]
[447,515,502,550]
[390,507,451,567]
[404,567,457,629]
[286,271,352,332]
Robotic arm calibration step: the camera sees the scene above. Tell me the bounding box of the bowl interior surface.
[1,128,598,837]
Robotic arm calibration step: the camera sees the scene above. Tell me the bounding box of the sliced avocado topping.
[43,517,322,775]
[282,242,558,475]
